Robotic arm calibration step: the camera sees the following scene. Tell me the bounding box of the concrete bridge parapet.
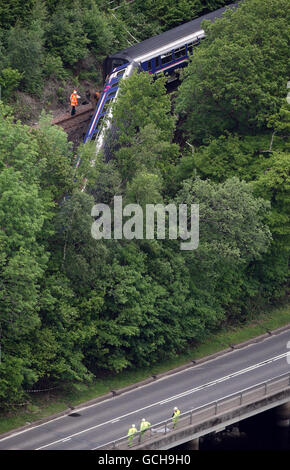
[131,389,290,450]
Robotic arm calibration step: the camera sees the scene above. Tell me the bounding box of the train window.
[109,82,119,90]
[111,58,126,69]
[174,46,186,59]
[94,114,106,135]
[147,60,152,71]
[155,57,160,68]
[102,98,113,113]
[187,38,200,55]
[161,51,173,65]
[187,42,194,55]
[107,90,117,99]
[116,70,125,79]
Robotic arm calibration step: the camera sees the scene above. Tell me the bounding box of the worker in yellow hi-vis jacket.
[140,418,151,440]
[127,424,137,447]
[172,406,181,428]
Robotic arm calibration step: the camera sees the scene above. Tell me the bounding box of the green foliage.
[0,106,41,183]
[126,170,163,206]
[112,3,162,44]
[43,54,69,81]
[0,0,36,29]
[176,0,290,141]
[114,123,179,184]
[174,0,289,312]
[112,71,176,144]
[268,103,290,150]
[173,176,272,324]
[185,133,283,183]
[254,151,290,241]
[0,68,23,100]
[175,176,271,264]
[253,150,290,296]
[0,105,92,406]
[34,111,75,200]
[0,0,289,410]
[34,273,93,383]
[46,4,90,66]
[132,0,233,30]
[0,167,49,406]
[82,2,115,59]
[6,21,45,94]
[0,356,27,408]
[0,0,234,105]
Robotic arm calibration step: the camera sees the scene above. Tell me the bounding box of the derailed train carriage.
[83,3,239,152]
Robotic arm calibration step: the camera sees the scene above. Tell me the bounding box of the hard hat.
[174,407,178,410]
[73,90,77,93]
[132,424,135,427]
[142,418,146,421]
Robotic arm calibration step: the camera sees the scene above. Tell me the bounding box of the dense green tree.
[114,123,179,184]
[254,152,290,242]
[0,105,41,184]
[0,68,23,100]
[0,0,288,410]
[174,176,272,322]
[132,0,233,30]
[0,0,36,29]
[32,273,93,384]
[45,3,90,66]
[83,2,116,59]
[33,112,75,201]
[111,71,176,145]
[0,169,49,405]
[175,176,271,264]
[176,0,290,141]
[6,21,45,93]
[178,133,286,183]
[125,170,163,206]
[252,151,290,297]
[0,105,82,405]
[112,3,162,44]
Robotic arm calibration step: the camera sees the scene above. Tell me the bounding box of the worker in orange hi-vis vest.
[70,90,80,115]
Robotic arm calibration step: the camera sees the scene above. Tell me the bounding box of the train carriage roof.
[107,3,239,62]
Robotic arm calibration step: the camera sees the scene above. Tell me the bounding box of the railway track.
[51,102,95,132]
[31,102,96,145]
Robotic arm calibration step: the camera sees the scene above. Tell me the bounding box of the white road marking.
[35,352,289,450]
[0,414,68,443]
[158,352,288,405]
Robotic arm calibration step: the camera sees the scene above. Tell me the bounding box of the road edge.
[1,322,290,440]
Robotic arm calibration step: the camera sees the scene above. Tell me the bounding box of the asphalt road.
[1,329,290,450]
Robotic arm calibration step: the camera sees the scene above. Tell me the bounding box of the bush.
[43,54,69,81]
[0,67,23,100]
[6,24,45,95]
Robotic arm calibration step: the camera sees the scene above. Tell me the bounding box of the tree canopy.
[0,0,289,410]
[176,0,290,141]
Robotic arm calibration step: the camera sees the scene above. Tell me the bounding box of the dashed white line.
[35,352,288,450]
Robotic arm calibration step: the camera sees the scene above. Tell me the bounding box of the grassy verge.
[0,302,289,434]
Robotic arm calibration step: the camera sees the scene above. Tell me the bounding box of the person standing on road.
[172,406,180,428]
[140,418,151,440]
[70,89,80,115]
[127,424,137,447]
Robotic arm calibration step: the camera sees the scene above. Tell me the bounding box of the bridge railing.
[93,371,290,450]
